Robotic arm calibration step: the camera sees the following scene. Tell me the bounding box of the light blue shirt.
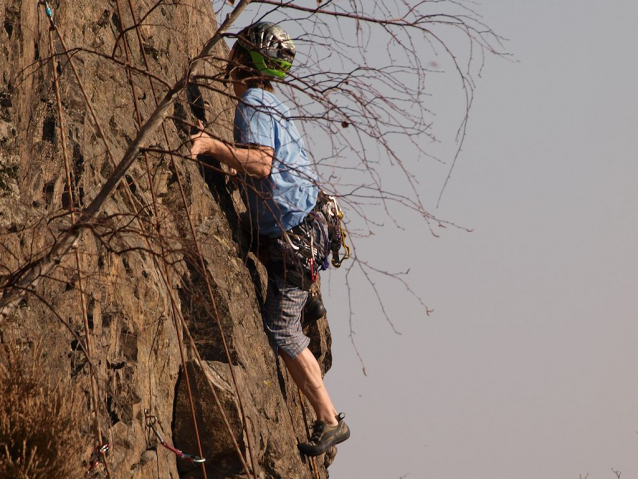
[234,88,318,238]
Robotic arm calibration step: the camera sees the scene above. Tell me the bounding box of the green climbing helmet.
[236,22,296,78]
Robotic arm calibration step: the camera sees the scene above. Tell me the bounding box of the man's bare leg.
[280,348,338,425]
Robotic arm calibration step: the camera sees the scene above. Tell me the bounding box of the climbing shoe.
[298,413,350,457]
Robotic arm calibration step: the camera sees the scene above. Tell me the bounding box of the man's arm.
[190,121,273,179]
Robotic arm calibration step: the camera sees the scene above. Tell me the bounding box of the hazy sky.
[214,1,637,477]
[319,1,638,478]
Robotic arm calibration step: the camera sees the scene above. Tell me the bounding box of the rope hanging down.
[31,1,255,476]
[145,410,206,464]
[111,0,210,474]
[297,389,321,479]
[39,0,253,475]
[39,2,208,476]
[44,2,112,477]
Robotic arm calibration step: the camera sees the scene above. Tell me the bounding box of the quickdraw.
[144,410,206,464]
[309,234,318,282]
[87,443,110,474]
[38,1,54,21]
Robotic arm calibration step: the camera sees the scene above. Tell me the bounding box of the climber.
[190,22,350,457]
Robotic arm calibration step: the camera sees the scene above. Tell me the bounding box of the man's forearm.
[202,137,273,178]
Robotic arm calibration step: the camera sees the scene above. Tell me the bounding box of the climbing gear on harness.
[268,191,350,289]
[269,212,330,290]
[236,22,296,78]
[298,413,350,457]
[144,409,206,464]
[315,191,350,268]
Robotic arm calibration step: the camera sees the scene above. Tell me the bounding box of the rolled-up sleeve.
[235,100,276,149]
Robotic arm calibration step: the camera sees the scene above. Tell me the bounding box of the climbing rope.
[44,6,112,477]
[123,4,260,475]
[297,389,321,479]
[122,1,258,475]
[113,1,210,476]
[112,2,256,477]
[39,4,211,477]
[39,2,260,477]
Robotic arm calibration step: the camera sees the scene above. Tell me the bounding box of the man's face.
[226,43,246,96]
[226,44,242,80]
[227,43,238,68]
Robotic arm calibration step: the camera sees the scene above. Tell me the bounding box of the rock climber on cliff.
[190,21,350,457]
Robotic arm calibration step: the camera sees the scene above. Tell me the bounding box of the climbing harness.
[270,213,329,290]
[87,443,110,473]
[269,191,350,289]
[144,410,206,464]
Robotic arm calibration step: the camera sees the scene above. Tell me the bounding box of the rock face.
[0,1,334,477]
